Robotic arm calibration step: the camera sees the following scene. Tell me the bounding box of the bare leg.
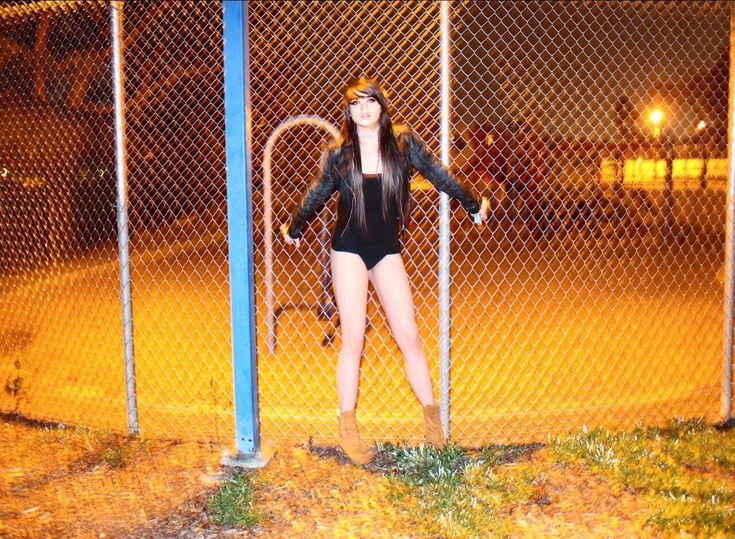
[331,250,369,413]
[369,254,435,406]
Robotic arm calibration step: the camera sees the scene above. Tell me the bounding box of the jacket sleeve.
[404,129,481,215]
[286,149,339,239]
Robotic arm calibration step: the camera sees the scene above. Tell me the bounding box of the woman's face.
[348,91,382,130]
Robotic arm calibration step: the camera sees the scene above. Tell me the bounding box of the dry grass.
[3,413,734,538]
[0,414,223,538]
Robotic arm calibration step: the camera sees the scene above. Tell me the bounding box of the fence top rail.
[0,0,92,19]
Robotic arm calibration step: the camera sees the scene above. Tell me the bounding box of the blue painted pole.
[222,0,267,466]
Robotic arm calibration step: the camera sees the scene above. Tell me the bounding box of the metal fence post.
[438,0,452,439]
[722,4,735,422]
[221,0,269,467]
[110,0,138,436]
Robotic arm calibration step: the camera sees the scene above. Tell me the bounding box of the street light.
[645,108,674,237]
[649,109,663,139]
[648,109,664,182]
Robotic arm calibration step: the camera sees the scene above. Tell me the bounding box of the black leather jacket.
[287,125,481,239]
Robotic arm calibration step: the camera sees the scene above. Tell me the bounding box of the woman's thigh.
[331,250,369,340]
[368,254,419,341]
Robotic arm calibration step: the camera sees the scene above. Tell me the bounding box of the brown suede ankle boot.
[338,409,375,465]
[423,404,446,449]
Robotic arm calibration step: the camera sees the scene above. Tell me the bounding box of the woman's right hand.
[479,196,491,223]
[280,223,301,247]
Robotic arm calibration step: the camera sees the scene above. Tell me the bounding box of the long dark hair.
[341,77,407,233]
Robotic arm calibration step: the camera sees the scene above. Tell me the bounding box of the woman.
[282,77,489,465]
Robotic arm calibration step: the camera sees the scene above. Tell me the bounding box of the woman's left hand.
[475,197,491,224]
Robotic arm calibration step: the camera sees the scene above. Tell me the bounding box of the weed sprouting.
[376,442,539,538]
[208,473,260,528]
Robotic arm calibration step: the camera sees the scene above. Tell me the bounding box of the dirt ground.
[0,413,674,538]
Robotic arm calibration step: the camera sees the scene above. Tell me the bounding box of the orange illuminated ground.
[0,201,723,446]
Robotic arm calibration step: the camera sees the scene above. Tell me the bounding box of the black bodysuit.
[287,125,481,270]
[331,173,401,270]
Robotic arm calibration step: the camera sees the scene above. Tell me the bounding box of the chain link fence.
[0,0,731,446]
[447,0,729,444]
[0,0,232,440]
[0,0,127,432]
[250,0,731,445]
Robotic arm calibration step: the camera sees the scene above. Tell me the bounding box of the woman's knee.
[340,329,365,356]
[394,326,422,354]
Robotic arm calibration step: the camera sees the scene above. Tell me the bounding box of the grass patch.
[652,418,735,473]
[32,421,152,469]
[377,442,542,538]
[552,418,735,536]
[66,427,150,469]
[208,473,260,529]
[98,444,136,468]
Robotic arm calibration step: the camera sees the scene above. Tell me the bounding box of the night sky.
[451,1,729,144]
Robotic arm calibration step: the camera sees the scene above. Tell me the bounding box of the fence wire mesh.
[0,0,731,446]
[121,0,231,440]
[249,0,731,445]
[0,0,127,431]
[448,0,729,444]
[0,0,232,441]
